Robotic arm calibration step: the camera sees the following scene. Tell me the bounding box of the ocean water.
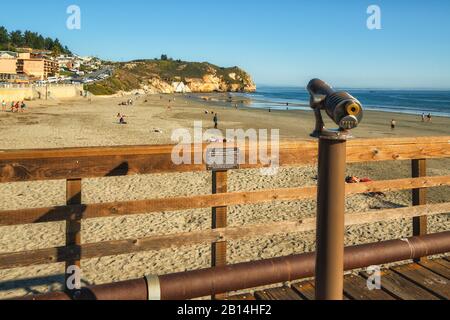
[235,86,450,118]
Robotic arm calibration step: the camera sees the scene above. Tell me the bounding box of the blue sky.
[1,0,449,88]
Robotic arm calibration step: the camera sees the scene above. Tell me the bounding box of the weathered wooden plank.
[412,159,428,263]
[255,287,304,300]
[0,219,317,270]
[434,258,450,270]
[1,176,450,227]
[223,294,256,301]
[211,170,228,300]
[392,264,449,299]
[345,175,450,195]
[1,137,450,182]
[419,260,450,279]
[0,186,317,226]
[291,281,352,300]
[360,269,439,300]
[65,179,82,292]
[291,281,316,300]
[343,274,395,300]
[0,142,314,183]
[211,170,228,269]
[0,205,449,270]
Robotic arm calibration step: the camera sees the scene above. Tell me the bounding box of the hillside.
[85,59,256,95]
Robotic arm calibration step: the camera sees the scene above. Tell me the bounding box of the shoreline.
[0,93,449,151]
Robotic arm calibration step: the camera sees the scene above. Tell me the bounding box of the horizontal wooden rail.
[1,202,449,270]
[1,137,450,183]
[1,175,450,227]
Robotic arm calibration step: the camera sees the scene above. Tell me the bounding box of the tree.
[44,37,54,51]
[34,35,45,50]
[9,30,24,47]
[0,26,9,45]
[161,54,168,61]
[51,44,61,57]
[0,26,71,54]
[23,31,34,47]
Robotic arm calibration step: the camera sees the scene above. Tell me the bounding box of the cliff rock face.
[86,60,256,95]
[185,70,256,93]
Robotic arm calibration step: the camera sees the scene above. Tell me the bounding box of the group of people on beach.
[421,113,433,123]
[1,100,26,113]
[391,113,433,130]
[118,99,134,106]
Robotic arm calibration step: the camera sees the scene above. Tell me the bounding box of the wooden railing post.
[211,170,228,299]
[65,179,82,293]
[412,159,427,262]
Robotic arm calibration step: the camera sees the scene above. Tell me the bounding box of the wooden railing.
[1,136,450,294]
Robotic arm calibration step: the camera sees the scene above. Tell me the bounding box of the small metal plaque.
[206,147,240,171]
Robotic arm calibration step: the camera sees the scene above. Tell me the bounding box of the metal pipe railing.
[17,231,450,301]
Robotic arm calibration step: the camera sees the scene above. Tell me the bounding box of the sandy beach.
[0,93,449,299]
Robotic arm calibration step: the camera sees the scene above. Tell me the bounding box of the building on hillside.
[0,52,20,82]
[16,47,52,55]
[172,81,191,93]
[16,47,34,53]
[16,57,59,80]
[0,50,58,82]
[0,51,18,59]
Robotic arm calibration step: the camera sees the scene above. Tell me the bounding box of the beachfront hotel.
[0,50,58,83]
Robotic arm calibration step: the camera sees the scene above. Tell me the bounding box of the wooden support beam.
[65,179,82,293]
[1,175,450,227]
[412,159,427,263]
[211,170,228,300]
[1,203,449,271]
[1,137,450,183]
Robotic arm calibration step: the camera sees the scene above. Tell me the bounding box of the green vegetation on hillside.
[85,57,253,95]
[0,26,71,55]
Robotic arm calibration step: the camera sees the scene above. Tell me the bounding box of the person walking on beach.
[421,113,426,122]
[391,119,396,130]
[427,113,432,123]
[213,113,218,129]
[119,114,127,125]
[1,100,6,112]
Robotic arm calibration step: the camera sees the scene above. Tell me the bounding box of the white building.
[172,81,191,93]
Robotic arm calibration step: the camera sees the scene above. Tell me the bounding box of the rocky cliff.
[86,60,256,95]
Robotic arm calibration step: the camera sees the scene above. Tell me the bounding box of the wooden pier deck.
[226,258,450,301]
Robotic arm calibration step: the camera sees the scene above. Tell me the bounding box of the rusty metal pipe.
[315,137,347,300]
[22,278,147,301]
[18,232,450,301]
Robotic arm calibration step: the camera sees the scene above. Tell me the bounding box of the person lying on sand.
[346,176,385,197]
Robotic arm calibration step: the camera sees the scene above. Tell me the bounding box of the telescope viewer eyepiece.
[324,91,363,130]
[307,78,364,136]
